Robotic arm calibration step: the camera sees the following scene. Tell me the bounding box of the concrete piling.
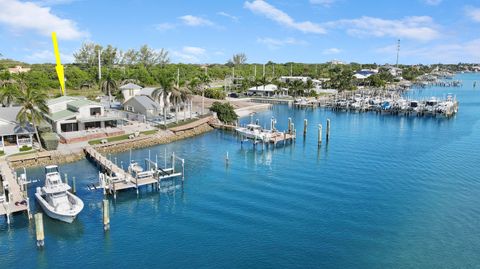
[326,119,331,142]
[318,124,322,146]
[72,176,76,193]
[103,199,110,231]
[303,119,308,136]
[288,117,292,134]
[35,213,45,248]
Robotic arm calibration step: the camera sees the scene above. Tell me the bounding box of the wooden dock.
[0,160,30,223]
[84,146,183,196]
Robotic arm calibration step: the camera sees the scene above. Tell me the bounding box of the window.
[85,121,101,129]
[90,107,101,116]
[61,123,78,133]
[105,120,117,128]
[126,106,134,112]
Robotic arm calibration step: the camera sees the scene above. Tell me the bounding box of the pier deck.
[0,161,28,219]
[84,146,183,194]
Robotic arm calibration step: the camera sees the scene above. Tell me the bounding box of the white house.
[119,83,143,101]
[247,84,288,97]
[44,96,121,138]
[0,107,35,153]
[279,76,311,84]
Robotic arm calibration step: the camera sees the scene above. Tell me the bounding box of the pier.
[0,161,30,223]
[84,146,184,196]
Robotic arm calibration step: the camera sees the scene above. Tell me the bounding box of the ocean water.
[1,73,479,269]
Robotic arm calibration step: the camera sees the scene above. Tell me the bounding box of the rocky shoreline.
[8,122,214,169]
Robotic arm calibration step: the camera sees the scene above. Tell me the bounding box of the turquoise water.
[1,73,480,268]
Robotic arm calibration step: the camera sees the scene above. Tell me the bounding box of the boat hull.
[35,192,83,223]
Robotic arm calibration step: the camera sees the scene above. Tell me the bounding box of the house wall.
[121,89,140,101]
[78,105,104,118]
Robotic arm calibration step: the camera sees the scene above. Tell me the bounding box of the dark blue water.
[1,73,480,268]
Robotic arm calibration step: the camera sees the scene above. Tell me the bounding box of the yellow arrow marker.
[51,32,65,95]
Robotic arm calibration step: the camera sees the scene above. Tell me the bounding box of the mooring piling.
[326,119,331,142]
[303,119,308,136]
[72,176,76,193]
[318,124,323,146]
[35,213,45,248]
[103,199,110,231]
[288,117,292,134]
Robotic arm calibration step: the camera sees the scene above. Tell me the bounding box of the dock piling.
[72,176,76,193]
[64,173,68,185]
[303,119,308,136]
[288,117,292,134]
[103,199,110,231]
[318,124,322,146]
[35,213,45,248]
[326,119,331,142]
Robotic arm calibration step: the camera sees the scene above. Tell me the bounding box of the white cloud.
[423,0,441,6]
[326,16,439,42]
[182,46,206,55]
[257,37,308,49]
[0,0,87,40]
[217,11,239,22]
[26,49,74,63]
[155,23,176,31]
[376,39,480,63]
[179,15,214,27]
[244,0,326,34]
[310,0,337,7]
[465,6,480,22]
[172,46,207,63]
[322,48,341,55]
[35,0,77,5]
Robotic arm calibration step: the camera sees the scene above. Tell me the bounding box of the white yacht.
[35,165,84,223]
[235,124,273,141]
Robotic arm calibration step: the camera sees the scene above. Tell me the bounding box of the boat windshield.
[45,166,59,174]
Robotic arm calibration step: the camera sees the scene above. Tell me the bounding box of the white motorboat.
[128,161,144,175]
[35,165,84,223]
[235,124,273,141]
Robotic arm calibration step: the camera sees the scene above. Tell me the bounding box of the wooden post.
[326,119,331,142]
[287,117,292,134]
[72,176,76,193]
[303,119,308,136]
[35,213,45,248]
[103,199,110,231]
[318,124,322,146]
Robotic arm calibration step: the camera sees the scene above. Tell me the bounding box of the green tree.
[210,102,238,124]
[16,86,48,149]
[227,53,247,66]
[152,74,174,126]
[100,72,118,106]
[0,79,19,106]
[199,74,211,114]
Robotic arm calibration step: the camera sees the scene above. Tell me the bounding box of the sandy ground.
[191,95,271,118]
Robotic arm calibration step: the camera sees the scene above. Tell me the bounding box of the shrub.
[40,132,59,150]
[210,101,238,124]
[19,145,32,152]
[204,88,226,100]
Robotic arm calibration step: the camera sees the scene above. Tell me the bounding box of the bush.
[19,145,32,152]
[0,151,4,156]
[210,101,238,124]
[37,122,53,133]
[204,88,226,100]
[40,132,59,150]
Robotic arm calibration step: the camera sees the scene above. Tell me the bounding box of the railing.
[17,138,32,146]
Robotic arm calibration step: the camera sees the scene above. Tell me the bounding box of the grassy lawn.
[9,150,38,157]
[88,130,158,145]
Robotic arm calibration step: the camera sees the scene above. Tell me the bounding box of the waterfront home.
[119,83,143,101]
[279,76,310,84]
[353,69,378,79]
[0,107,35,154]
[44,96,123,143]
[7,65,31,74]
[247,84,288,97]
[123,95,161,119]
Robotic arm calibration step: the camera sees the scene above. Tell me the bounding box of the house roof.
[46,96,82,106]
[125,95,160,110]
[0,107,35,135]
[67,99,100,110]
[139,87,156,96]
[47,110,77,121]
[119,83,142,90]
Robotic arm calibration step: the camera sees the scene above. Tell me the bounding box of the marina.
[0,73,479,268]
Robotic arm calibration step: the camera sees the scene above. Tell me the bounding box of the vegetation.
[16,85,49,149]
[0,150,4,156]
[88,130,158,145]
[19,145,33,152]
[204,87,226,99]
[210,102,238,124]
[40,132,59,150]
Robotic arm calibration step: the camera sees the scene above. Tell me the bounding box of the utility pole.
[396,39,401,68]
[263,64,265,78]
[254,65,257,77]
[177,68,180,88]
[98,49,102,81]
[290,64,293,76]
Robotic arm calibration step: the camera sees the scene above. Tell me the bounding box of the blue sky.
[1,0,480,64]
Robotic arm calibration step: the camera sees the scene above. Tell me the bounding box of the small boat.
[35,165,84,223]
[128,161,144,175]
[235,124,273,141]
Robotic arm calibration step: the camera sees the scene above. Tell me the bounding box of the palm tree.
[305,79,314,95]
[0,79,19,106]
[290,80,305,98]
[100,73,118,107]
[180,88,193,121]
[152,75,174,127]
[16,85,48,150]
[198,74,211,115]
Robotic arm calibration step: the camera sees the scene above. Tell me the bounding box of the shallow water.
[1,73,479,268]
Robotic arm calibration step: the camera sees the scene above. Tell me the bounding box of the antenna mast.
[396,39,401,67]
